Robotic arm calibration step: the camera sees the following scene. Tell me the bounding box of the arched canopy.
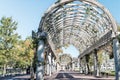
[39,0,117,56]
[59,54,72,64]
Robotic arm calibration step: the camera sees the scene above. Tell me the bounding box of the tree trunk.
[87,63,90,74]
[30,66,35,80]
[3,64,6,76]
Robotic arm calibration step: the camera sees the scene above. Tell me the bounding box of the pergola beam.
[79,30,112,58]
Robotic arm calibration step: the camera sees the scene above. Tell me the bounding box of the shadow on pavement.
[55,72,74,79]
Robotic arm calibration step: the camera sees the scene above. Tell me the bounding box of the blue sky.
[0,0,120,57]
[0,0,55,39]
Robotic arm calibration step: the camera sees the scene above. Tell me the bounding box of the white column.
[79,59,83,73]
[84,56,89,75]
[48,52,52,76]
[69,63,72,71]
[93,49,99,77]
[51,57,54,73]
[57,62,60,71]
[46,53,49,75]
[36,40,45,80]
[72,62,75,71]
[52,58,55,73]
[54,60,56,72]
[113,39,120,80]
[56,62,58,71]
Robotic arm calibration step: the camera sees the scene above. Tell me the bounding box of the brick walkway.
[44,71,115,80]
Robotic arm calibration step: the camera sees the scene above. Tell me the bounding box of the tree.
[14,37,34,68]
[23,37,34,66]
[117,24,120,31]
[0,17,20,75]
[0,17,35,76]
[88,53,94,72]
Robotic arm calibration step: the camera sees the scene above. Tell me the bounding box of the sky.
[0,0,120,57]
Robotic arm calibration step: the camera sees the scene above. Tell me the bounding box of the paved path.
[0,71,115,80]
[45,71,115,80]
[0,74,30,80]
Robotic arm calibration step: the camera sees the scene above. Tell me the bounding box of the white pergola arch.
[39,0,117,55]
[36,0,119,79]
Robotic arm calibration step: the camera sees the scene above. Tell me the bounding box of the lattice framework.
[39,0,117,55]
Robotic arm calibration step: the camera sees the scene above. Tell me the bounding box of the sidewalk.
[44,71,115,80]
[0,74,30,80]
[1,71,115,80]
